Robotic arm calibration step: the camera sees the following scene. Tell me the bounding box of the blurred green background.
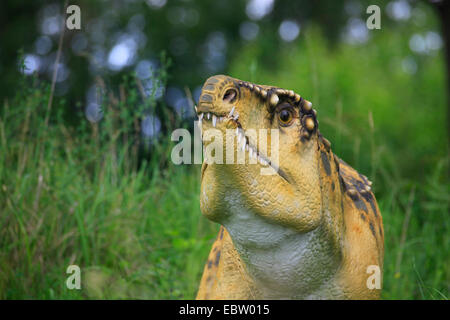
[0,0,448,299]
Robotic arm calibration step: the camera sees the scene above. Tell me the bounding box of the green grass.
[0,80,220,299]
[0,24,449,299]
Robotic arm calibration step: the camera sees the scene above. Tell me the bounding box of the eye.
[223,89,237,103]
[278,108,294,126]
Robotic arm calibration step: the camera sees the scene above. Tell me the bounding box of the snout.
[198,75,239,115]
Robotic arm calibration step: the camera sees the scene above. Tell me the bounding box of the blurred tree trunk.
[431,0,450,149]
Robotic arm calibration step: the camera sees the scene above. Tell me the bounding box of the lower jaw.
[201,160,290,187]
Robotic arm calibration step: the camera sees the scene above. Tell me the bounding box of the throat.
[221,191,340,298]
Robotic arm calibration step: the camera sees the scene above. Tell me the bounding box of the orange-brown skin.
[197,226,260,299]
[195,75,384,300]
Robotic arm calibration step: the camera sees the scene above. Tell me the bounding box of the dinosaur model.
[195,75,384,299]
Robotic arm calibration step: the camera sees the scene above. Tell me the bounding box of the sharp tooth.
[212,115,217,127]
[233,114,239,120]
[245,144,249,151]
[228,106,235,117]
[235,128,239,136]
[199,113,204,120]
[207,113,210,119]
[249,148,252,158]
[195,105,198,113]
[241,141,246,151]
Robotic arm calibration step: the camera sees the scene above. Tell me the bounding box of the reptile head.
[198,75,327,233]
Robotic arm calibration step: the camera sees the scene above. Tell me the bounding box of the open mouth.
[196,107,290,183]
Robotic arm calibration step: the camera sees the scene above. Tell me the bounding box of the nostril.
[223,89,237,103]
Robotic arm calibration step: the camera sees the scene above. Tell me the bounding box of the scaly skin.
[195,75,384,299]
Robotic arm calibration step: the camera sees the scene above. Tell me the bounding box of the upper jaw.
[196,106,290,183]
[197,111,227,128]
[196,105,239,128]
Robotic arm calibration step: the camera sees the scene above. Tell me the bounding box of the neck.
[221,188,342,299]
